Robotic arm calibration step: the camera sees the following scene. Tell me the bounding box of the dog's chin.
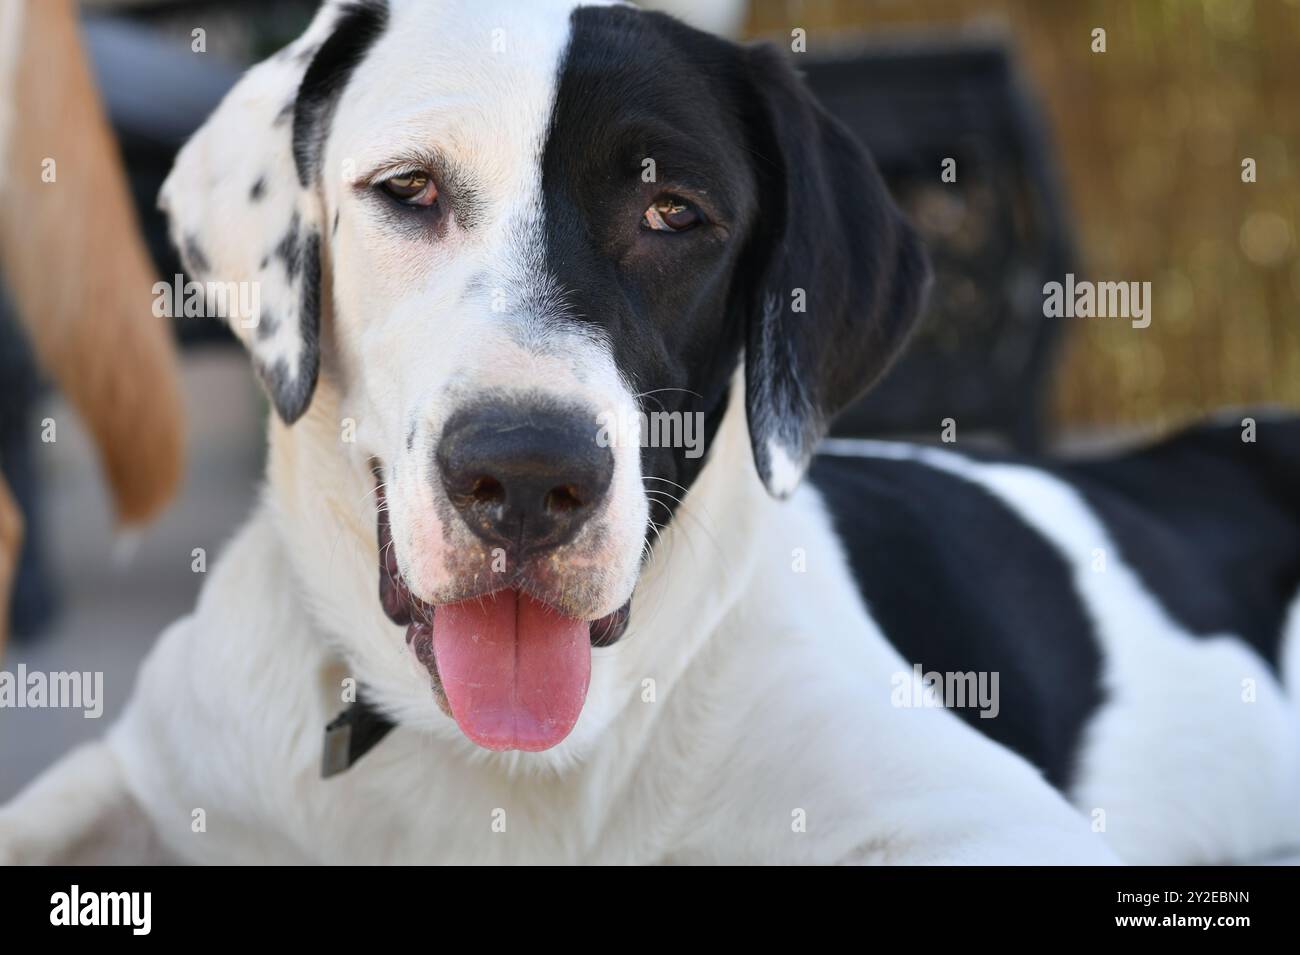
[375,481,631,752]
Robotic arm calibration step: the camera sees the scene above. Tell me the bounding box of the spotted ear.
[739,44,931,497]
[160,0,388,423]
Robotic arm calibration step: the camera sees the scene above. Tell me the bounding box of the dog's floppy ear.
[160,0,387,423]
[738,44,931,497]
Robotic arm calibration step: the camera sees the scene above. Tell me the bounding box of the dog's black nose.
[436,403,614,553]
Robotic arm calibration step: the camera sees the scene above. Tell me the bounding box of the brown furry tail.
[0,0,184,525]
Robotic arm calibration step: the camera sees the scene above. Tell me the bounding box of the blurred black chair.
[803,39,1075,450]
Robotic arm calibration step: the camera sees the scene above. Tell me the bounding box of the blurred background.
[751,0,1300,434]
[1,0,1298,799]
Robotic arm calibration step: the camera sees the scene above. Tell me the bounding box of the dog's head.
[162,0,928,753]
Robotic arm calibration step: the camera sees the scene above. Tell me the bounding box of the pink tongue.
[433,591,592,751]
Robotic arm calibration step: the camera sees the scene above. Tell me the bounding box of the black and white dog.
[2,0,1298,865]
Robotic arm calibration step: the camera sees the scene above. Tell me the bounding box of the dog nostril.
[545,484,585,514]
[469,475,505,506]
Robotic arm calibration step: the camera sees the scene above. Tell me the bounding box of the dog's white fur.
[3,0,1298,864]
[3,377,1121,864]
[5,389,1299,862]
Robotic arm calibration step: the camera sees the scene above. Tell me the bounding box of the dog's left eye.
[378,171,437,207]
[641,196,701,233]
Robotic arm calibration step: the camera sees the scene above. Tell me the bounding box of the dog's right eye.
[378,172,438,207]
[641,195,702,233]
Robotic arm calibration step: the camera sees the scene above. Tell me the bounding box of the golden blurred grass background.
[747,0,1300,433]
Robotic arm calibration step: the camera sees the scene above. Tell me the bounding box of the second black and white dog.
[2,0,1298,864]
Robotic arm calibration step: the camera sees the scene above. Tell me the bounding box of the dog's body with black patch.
[3,0,1299,865]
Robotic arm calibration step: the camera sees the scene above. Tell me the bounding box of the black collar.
[321,690,396,778]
